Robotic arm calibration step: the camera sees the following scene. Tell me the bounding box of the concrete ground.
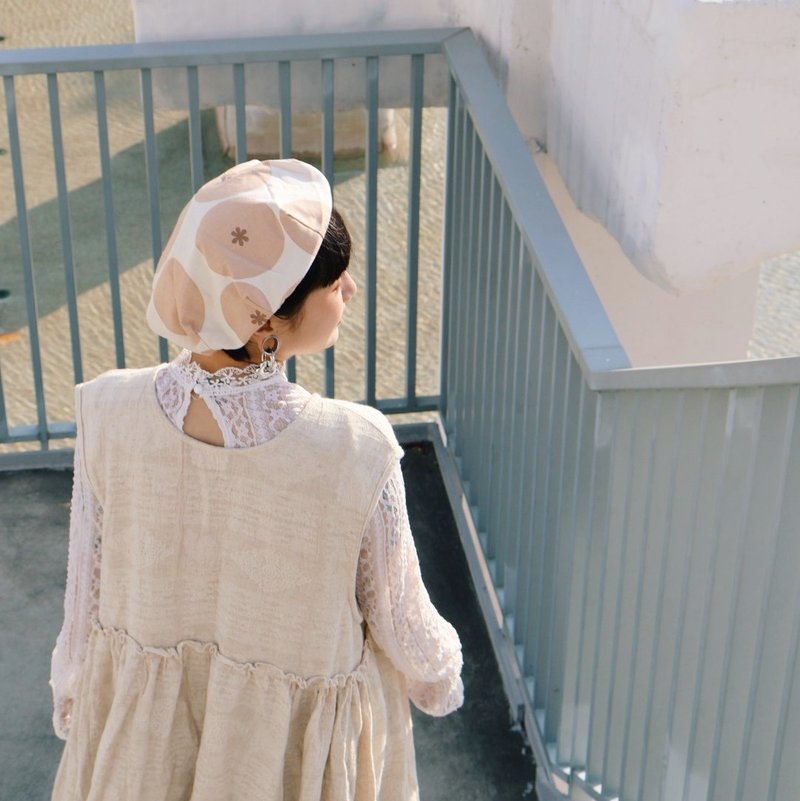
[0,441,537,801]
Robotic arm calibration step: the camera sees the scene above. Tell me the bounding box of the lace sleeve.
[356,462,464,717]
[49,429,103,741]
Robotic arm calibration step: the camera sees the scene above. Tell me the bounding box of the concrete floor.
[0,442,537,801]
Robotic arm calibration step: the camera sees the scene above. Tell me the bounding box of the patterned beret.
[146,158,332,353]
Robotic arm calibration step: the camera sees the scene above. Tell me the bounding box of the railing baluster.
[404,53,424,409]
[735,386,800,801]
[364,55,379,406]
[232,63,246,164]
[322,58,335,397]
[94,70,125,368]
[634,391,686,799]
[584,392,621,783]
[140,67,168,363]
[187,65,203,192]
[3,74,48,448]
[451,112,474,458]
[0,363,9,440]
[474,174,499,533]
[439,76,458,422]
[47,72,83,386]
[278,59,296,382]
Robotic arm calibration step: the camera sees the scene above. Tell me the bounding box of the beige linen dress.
[51,367,418,801]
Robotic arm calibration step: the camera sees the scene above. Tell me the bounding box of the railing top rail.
[442,30,631,378]
[588,353,800,391]
[0,28,464,76]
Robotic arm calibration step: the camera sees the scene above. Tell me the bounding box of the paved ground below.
[0,442,537,801]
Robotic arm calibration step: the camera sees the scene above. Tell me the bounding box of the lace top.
[49,351,463,740]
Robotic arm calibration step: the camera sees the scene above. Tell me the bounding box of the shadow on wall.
[0,110,230,335]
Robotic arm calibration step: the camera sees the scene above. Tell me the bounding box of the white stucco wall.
[548,0,800,293]
[132,0,550,143]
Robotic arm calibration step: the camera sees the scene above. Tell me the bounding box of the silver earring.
[259,333,280,376]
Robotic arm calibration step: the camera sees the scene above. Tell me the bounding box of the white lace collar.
[166,349,288,398]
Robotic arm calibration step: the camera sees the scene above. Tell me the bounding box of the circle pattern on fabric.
[151,258,205,344]
[220,282,271,343]
[196,201,285,279]
[280,201,326,255]
[194,160,272,203]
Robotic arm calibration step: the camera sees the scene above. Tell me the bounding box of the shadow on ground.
[0,442,536,800]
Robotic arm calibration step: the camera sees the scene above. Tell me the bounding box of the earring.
[259,333,281,377]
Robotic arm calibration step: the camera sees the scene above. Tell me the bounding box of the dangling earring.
[259,333,281,377]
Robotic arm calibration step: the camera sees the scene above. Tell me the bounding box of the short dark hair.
[223,206,351,361]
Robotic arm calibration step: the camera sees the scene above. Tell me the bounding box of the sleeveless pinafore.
[51,366,418,801]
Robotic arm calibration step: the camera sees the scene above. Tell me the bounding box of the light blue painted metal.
[0,365,8,440]
[3,74,48,448]
[405,54,424,408]
[47,72,83,386]
[94,70,125,368]
[437,74,456,422]
[139,67,168,364]
[4,31,800,801]
[364,55,379,407]
[187,66,204,192]
[232,63,246,164]
[0,30,464,76]
[322,58,335,398]
[278,59,296,384]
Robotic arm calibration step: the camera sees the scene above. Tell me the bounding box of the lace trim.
[168,349,287,397]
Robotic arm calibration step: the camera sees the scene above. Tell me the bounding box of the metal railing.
[2,27,800,801]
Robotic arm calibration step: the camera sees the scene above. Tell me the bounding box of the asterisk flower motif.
[231,227,249,246]
[250,310,269,326]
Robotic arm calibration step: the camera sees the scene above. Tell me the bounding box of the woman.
[49,159,463,800]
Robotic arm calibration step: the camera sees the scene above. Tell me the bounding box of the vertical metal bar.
[187,66,203,192]
[322,58,335,397]
[736,387,800,801]
[445,89,466,444]
[47,72,83,385]
[571,389,611,768]
[767,582,800,801]
[506,249,537,617]
[0,362,9,440]
[364,55,379,406]
[584,392,622,780]
[526,304,559,703]
[3,74,48,448]
[516,278,548,671]
[278,60,292,158]
[680,391,738,801]
[404,53,424,408]
[599,392,642,789]
[94,70,125,368]
[636,392,686,801]
[617,392,663,793]
[543,336,577,740]
[439,76,457,421]
[278,60,295,381]
[537,322,569,702]
[472,174,505,536]
[462,149,488,479]
[659,391,712,801]
[494,223,524,615]
[484,200,514,568]
[232,63,247,164]
[706,388,765,801]
[451,114,474,458]
[140,68,168,363]
[556,366,589,765]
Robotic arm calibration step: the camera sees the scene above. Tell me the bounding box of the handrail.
[442,30,631,378]
[0,28,463,75]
